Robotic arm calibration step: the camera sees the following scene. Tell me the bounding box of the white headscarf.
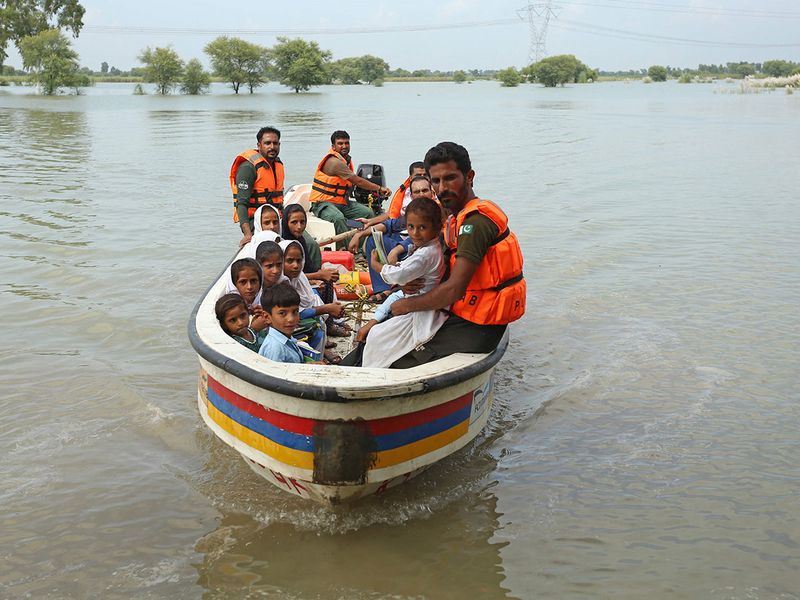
[279,239,321,310]
[242,230,281,260]
[225,230,283,300]
[253,204,282,235]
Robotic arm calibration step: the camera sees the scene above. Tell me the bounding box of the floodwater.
[1,80,798,599]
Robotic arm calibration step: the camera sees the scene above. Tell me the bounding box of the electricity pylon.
[518,2,559,64]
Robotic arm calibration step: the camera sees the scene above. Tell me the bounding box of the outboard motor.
[353,163,386,214]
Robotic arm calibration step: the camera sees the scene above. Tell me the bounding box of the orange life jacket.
[445,198,526,325]
[387,177,411,218]
[310,150,354,206]
[229,150,285,223]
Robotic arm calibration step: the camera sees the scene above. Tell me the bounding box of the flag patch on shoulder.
[459,224,474,235]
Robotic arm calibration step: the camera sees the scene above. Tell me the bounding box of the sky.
[4,0,800,72]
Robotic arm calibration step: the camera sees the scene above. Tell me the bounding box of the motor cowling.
[353,163,386,213]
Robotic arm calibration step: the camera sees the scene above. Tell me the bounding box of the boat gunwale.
[188,253,508,403]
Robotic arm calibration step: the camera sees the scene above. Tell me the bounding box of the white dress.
[361,238,449,368]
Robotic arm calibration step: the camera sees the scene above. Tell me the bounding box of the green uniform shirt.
[235,161,258,231]
[455,213,499,265]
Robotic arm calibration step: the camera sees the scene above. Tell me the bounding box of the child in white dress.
[360,197,448,368]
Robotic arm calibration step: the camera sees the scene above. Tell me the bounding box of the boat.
[188,184,510,505]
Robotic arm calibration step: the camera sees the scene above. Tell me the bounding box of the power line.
[558,0,800,19]
[83,19,520,37]
[554,17,800,47]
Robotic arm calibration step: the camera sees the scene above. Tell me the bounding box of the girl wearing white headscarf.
[280,239,345,355]
[253,204,282,236]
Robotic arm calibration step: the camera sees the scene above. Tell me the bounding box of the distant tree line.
[602,60,800,80]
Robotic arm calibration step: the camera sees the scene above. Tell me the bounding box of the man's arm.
[235,162,257,236]
[390,257,479,315]
[323,158,390,197]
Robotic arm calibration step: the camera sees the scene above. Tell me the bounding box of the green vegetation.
[497,67,523,87]
[204,36,269,94]
[181,58,210,94]
[763,60,798,77]
[330,55,388,85]
[18,28,89,94]
[453,70,467,83]
[133,83,145,95]
[524,54,597,87]
[271,37,331,93]
[0,0,85,68]
[138,46,183,95]
[648,65,668,82]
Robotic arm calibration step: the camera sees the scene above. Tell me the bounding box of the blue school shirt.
[258,327,304,364]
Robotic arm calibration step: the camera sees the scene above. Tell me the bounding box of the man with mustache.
[230,126,284,248]
[388,142,526,368]
[310,130,392,244]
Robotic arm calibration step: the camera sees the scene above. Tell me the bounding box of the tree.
[204,36,270,94]
[497,67,522,87]
[100,61,108,74]
[648,65,668,81]
[330,57,361,84]
[271,37,331,93]
[18,28,87,94]
[330,55,388,85]
[0,0,85,68]
[356,55,388,84]
[453,70,467,83]
[762,60,796,77]
[138,46,184,95]
[181,58,210,94]
[732,62,755,78]
[526,55,595,87]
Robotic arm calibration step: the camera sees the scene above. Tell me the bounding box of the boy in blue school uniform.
[258,283,305,364]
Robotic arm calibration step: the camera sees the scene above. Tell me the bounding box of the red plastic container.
[321,250,354,271]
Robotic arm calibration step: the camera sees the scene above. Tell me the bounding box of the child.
[257,283,306,364]
[255,240,287,289]
[280,239,346,360]
[215,293,267,352]
[283,203,337,303]
[359,197,448,368]
[227,257,263,310]
[223,257,270,333]
[253,204,281,235]
[280,240,344,322]
[282,204,322,275]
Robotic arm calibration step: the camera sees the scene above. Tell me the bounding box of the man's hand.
[399,278,424,295]
[378,186,391,197]
[239,233,253,248]
[390,297,411,316]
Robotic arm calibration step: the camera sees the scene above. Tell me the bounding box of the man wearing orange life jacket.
[310,130,392,243]
[230,126,284,247]
[389,142,526,368]
[386,161,426,219]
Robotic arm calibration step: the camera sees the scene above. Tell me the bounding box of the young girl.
[280,239,345,358]
[255,240,287,290]
[282,204,338,283]
[253,204,281,235]
[224,257,270,331]
[215,293,267,352]
[227,257,263,310]
[359,197,448,368]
